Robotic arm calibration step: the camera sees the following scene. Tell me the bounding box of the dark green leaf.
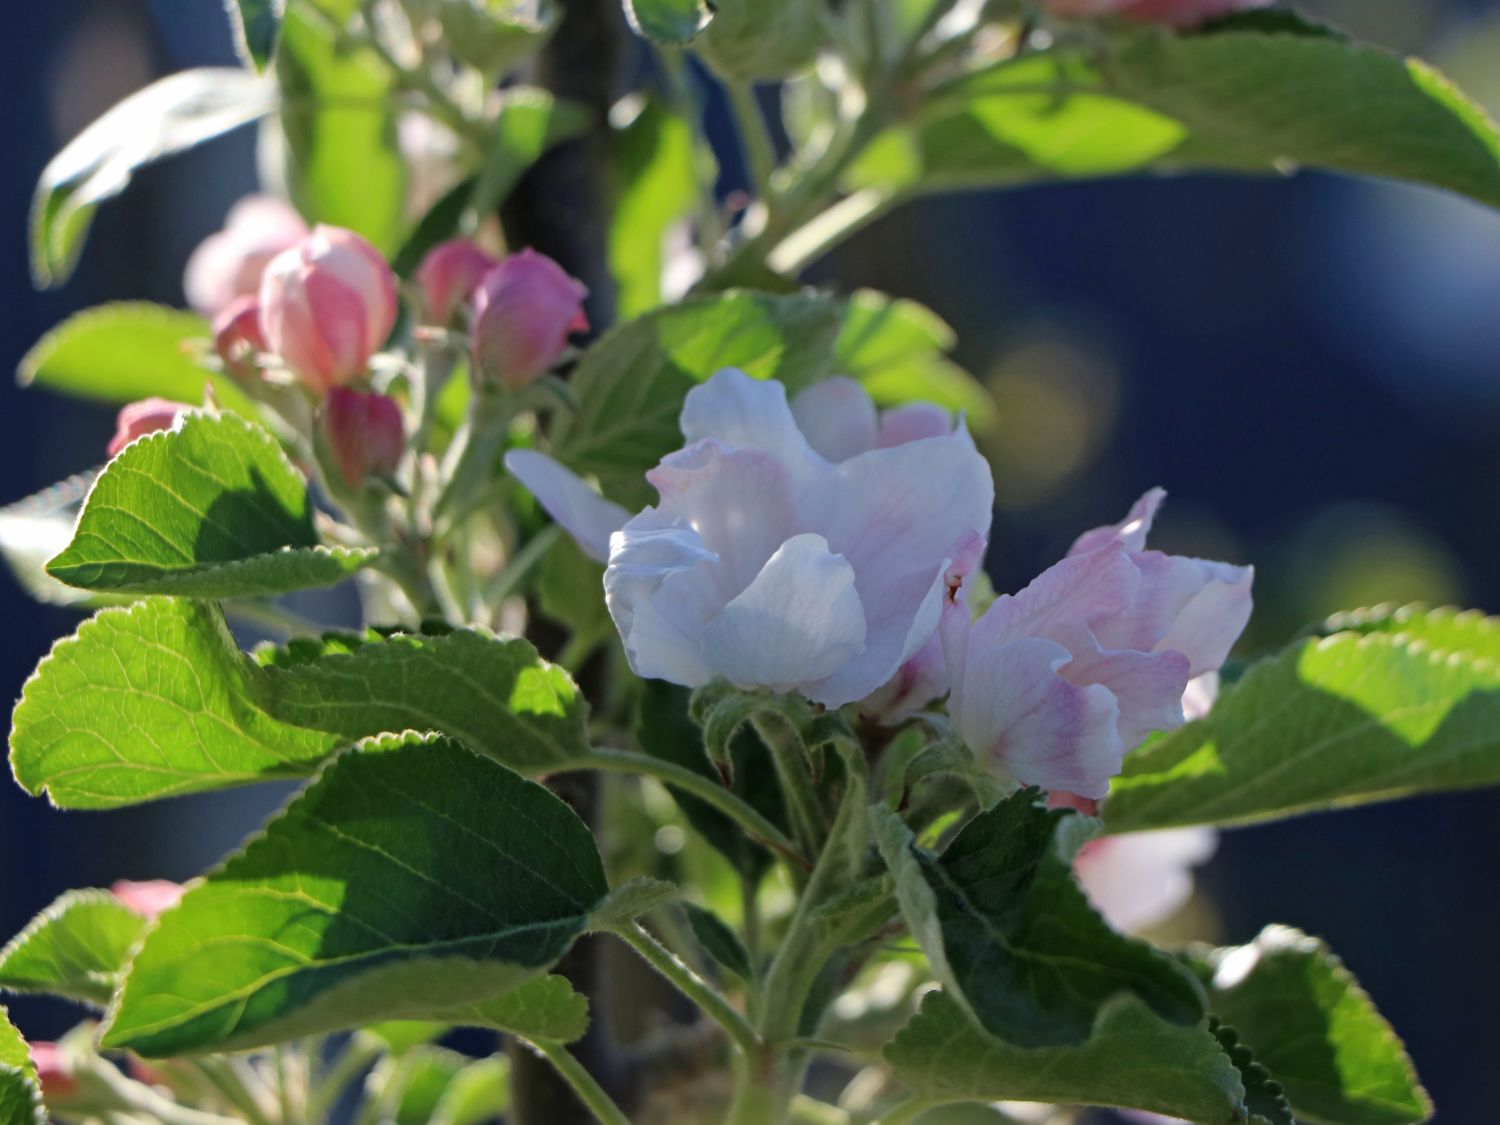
[887,989,1251,1123]
[1104,609,1500,832]
[226,0,285,70]
[610,101,702,317]
[624,0,711,44]
[874,792,1204,1047]
[31,70,273,286]
[0,1007,43,1125]
[11,599,590,809]
[101,732,608,1056]
[553,290,842,507]
[1210,1019,1297,1125]
[277,8,406,253]
[18,303,255,413]
[46,412,377,598]
[682,902,752,981]
[1199,927,1430,1125]
[0,891,148,1007]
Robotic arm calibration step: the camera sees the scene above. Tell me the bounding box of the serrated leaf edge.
[0,888,144,1006]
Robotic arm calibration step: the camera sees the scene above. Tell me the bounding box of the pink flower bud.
[320,388,405,488]
[108,399,184,457]
[184,195,309,316]
[29,1042,78,1100]
[471,249,589,389]
[111,879,183,919]
[259,226,399,396]
[1043,0,1270,27]
[212,295,268,379]
[416,238,500,326]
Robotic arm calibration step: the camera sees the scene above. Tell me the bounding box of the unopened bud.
[108,399,184,457]
[470,249,589,389]
[184,195,308,317]
[320,388,405,488]
[213,295,268,379]
[416,237,499,326]
[112,879,184,919]
[259,226,399,395]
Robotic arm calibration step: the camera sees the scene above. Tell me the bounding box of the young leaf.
[1104,610,1500,832]
[18,303,254,412]
[886,990,1251,1123]
[12,600,591,809]
[0,891,148,1007]
[0,473,125,608]
[1199,926,1431,1125]
[276,7,406,254]
[101,733,609,1057]
[553,290,842,507]
[588,877,679,930]
[624,0,712,45]
[0,1007,43,1125]
[46,412,377,598]
[226,0,286,70]
[31,69,274,286]
[682,903,753,982]
[874,793,1204,1048]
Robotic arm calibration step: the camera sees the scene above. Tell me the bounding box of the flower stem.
[728,79,778,201]
[520,1038,631,1125]
[611,921,760,1057]
[751,712,827,859]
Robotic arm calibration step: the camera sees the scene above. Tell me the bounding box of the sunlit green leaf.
[0,890,148,1007]
[0,1007,43,1125]
[623,0,711,44]
[610,100,702,317]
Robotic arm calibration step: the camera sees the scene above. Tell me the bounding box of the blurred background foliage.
[2,0,1499,1118]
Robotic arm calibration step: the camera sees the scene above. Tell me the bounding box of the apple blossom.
[788,376,954,462]
[416,237,500,326]
[1043,0,1272,28]
[212,294,267,379]
[1073,827,1218,933]
[28,1042,78,1100]
[471,249,590,388]
[259,226,399,395]
[943,489,1252,799]
[507,369,993,707]
[107,398,184,457]
[111,879,184,919]
[320,388,406,488]
[183,195,308,317]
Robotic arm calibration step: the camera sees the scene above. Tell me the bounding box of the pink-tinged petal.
[416,238,500,325]
[1049,790,1100,816]
[471,249,590,388]
[1182,671,1219,722]
[1069,487,1166,558]
[624,559,723,687]
[680,368,823,476]
[108,398,185,457]
[28,1042,78,1099]
[112,879,184,919]
[184,195,307,315]
[646,440,800,593]
[505,450,630,563]
[1073,828,1217,932]
[605,518,718,644]
[702,533,867,691]
[973,543,1139,651]
[957,637,1124,799]
[790,377,878,462]
[1156,561,1254,677]
[861,632,948,721]
[876,402,953,448]
[1056,628,1191,749]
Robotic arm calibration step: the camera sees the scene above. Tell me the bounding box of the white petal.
[701,533,867,691]
[791,377,878,462]
[876,403,952,448]
[973,543,1139,651]
[1156,562,1253,676]
[605,518,718,661]
[1068,488,1166,557]
[1055,627,1191,749]
[1075,828,1217,933]
[505,450,630,563]
[1181,671,1219,721]
[680,368,823,474]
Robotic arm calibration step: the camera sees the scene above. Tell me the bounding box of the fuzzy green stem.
[520,1039,631,1125]
[612,922,760,1057]
[751,712,827,859]
[306,1036,382,1123]
[728,79,778,201]
[188,1059,276,1125]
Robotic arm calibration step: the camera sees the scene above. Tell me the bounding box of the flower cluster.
[510,370,1252,804]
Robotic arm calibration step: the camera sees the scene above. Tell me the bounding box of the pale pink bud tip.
[1043,0,1272,28]
[259,225,399,396]
[29,1043,78,1099]
[416,238,500,326]
[108,398,185,457]
[471,249,590,389]
[321,388,405,488]
[111,879,184,919]
[184,195,309,317]
[213,295,268,379]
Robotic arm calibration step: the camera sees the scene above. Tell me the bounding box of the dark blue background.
[3,1,1499,1118]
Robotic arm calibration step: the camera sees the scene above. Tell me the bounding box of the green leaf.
[1104,609,1500,833]
[277,7,406,254]
[31,70,273,286]
[0,473,127,609]
[1208,1020,1297,1125]
[439,0,555,76]
[0,891,147,1007]
[834,290,996,430]
[102,732,608,1056]
[46,412,376,598]
[431,1056,511,1125]
[610,101,702,318]
[697,0,820,79]
[1197,926,1430,1125]
[624,0,711,44]
[18,303,255,413]
[588,877,679,930]
[1317,603,1499,658]
[554,290,842,507]
[226,0,285,70]
[681,903,752,982]
[874,792,1204,1047]
[887,990,1251,1123]
[444,973,589,1043]
[12,600,590,809]
[469,89,592,218]
[851,23,1500,212]
[0,1007,43,1125]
